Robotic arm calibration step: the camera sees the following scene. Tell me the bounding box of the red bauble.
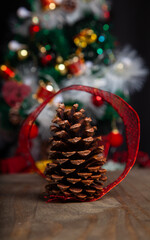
[41,54,53,65]
[108,130,123,147]
[92,95,104,107]
[104,11,110,19]
[23,123,39,139]
[29,24,40,35]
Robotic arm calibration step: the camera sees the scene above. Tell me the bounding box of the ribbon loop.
[17,85,140,200]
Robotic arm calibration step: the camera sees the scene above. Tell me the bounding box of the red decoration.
[108,129,123,147]
[41,54,53,65]
[29,24,40,35]
[23,123,39,139]
[16,85,140,202]
[92,95,104,107]
[66,56,85,76]
[136,151,150,167]
[102,3,110,19]
[0,156,29,174]
[2,81,31,107]
[104,11,110,19]
[34,81,55,102]
[0,65,15,79]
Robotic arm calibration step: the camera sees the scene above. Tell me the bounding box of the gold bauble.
[74,28,97,48]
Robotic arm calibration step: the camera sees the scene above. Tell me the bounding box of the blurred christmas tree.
[0,0,148,163]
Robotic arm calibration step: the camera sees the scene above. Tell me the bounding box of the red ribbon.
[17,85,140,201]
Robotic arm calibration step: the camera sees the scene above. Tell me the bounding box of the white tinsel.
[17,62,39,91]
[8,40,26,51]
[102,46,148,93]
[17,7,31,19]
[65,0,110,25]
[11,18,32,36]
[103,160,125,171]
[14,0,109,34]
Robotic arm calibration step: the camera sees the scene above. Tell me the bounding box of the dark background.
[0,0,150,154]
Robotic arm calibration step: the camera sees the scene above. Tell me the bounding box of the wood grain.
[0,169,150,240]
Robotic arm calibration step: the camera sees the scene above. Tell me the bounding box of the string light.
[98,35,105,42]
[46,84,54,91]
[49,2,56,10]
[32,16,39,24]
[40,46,46,53]
[58,64,65,71]
[0,65,15,78]
[73,56,79,62]
[39,44,51,54]
[1,65,7,71]
[32,25,40,32]
[56,56,63,63]
[116,63,124,71]
[103,24,109,31]
[20,49,28,57]
[97,48,103,55]
[45,55,52,61]
[55,63,67,75]
[104,11,110,19]
[45,44,51,51]
[17,49,29,60]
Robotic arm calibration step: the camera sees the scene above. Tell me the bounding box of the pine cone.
[44,103,107,201]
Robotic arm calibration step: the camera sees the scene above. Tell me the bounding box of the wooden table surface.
[0,169,150,240]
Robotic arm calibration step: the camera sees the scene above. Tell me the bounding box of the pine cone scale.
[70,159,85,165]
[54,158,69,164]
[61,168,76,174]
[62,151,76,157]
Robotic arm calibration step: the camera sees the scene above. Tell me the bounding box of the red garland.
[16,85,140,202]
